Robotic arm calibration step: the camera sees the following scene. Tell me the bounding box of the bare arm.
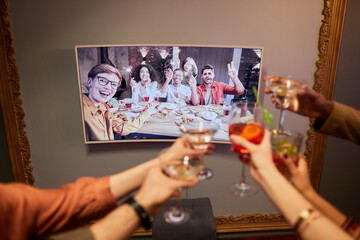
[283,156,346,226]
[109,137,213,200]
[230,131,352,240]
[188,76,199,105]
[160,69,172,94]
[91,166,199,240]
[227,62,245,94]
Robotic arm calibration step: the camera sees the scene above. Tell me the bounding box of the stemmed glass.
[160,153,205,224]
[264,76,307,132]
[271,129,303,179]
[179,121,219,180]
[228,101,265,197]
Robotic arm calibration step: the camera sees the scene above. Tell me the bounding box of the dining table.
[114,101,230,142]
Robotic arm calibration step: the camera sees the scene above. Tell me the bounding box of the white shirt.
[131,81,158,102]
[165,84,192,103]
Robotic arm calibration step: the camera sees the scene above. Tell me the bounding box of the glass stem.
[278,109,286,130]
[240,163,246,183]
[173,197,182,217]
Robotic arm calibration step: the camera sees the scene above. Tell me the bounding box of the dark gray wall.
[319,0,360,222]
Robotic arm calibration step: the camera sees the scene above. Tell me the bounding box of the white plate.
[131,105,144,113]
[201,111,217,121]
[180,108,190,114]
[174,116,201,126]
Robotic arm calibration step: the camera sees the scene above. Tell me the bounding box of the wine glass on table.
[160,153,205,224]
[228,101,265,197]
[264,76,307,133]
[179,121,219,180]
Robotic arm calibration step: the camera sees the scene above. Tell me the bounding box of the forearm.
[302,187,346,226]
[190,87,199,105]
[257,167,312,225]
[231,77,245,94]
[109,158,159,199]
[90,204,140,240]
[257,168,351,239]
[160,80,170,94]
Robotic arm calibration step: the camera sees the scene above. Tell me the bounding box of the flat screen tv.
[75,45,263,144]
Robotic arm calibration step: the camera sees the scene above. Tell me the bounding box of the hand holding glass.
[228,101,265,196]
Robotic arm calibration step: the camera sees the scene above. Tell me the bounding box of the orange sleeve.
[0,176,117,240]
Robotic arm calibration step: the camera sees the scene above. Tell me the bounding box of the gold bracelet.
[293,208,314,231]
[298,210,322,233]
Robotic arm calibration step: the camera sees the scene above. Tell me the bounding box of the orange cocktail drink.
[229,122,265,163]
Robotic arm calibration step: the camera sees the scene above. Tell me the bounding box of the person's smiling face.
[172,70,184,87]
[201,69,214,86]
[140,67,150,86]
[88,72,119,106]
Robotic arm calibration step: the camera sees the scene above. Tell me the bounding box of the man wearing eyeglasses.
[83,64,153,141]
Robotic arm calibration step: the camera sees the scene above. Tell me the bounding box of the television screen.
[75,45,263,144]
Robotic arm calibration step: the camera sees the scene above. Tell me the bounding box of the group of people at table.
[1,59,359,240]
[82,58,245,141]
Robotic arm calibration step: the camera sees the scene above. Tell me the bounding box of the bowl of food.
[107,98,119,113]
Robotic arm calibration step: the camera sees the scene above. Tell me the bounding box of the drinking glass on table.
[271,129,303,179]
[222,104,232,123]
[179,121,219,180]
[228,101,265,197]
[264,76,307,132]
[160,153,205,224]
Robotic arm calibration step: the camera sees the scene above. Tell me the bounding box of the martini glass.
[228,101,265,197]
[161,154,205,224]
[265,76,307,132]
[179,121,219,180]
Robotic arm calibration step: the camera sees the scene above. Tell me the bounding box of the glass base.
[198,168,214,181]
[230,181,257,197]
[163,207,190,224]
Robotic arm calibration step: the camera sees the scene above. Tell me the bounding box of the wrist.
[126,195,152,230]
[321,100,334,119]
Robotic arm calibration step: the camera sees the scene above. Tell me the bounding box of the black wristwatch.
[124,196,151,230]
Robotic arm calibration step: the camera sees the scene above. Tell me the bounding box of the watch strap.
[124,196,151,230]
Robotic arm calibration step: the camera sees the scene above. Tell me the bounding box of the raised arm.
[283,155,353,230]
[160,68,173,95]
[109,136,213,199]
[188,75,199,105]
[90,165,199,240]
[227,62,245,94]
[230,130,352,240]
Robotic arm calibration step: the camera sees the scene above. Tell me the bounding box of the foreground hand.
[160,137,214,164]
[283,155,313,194]
[230,130,277,183]
[134,166,199,215]
[263,76,333,119]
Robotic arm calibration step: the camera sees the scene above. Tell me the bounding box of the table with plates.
[113,101,230,142]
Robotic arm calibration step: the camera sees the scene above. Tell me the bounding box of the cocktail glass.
[179,121,219,180]
[160,153,205,224]
[271,129,303,179]
[264,76,307,132]
[228,101,265,197]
